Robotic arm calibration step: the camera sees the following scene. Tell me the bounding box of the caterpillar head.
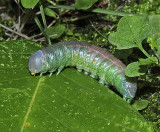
[123,77,137,103]
[28,50,46,75]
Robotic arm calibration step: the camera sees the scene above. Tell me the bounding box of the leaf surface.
[75,0,98,9]
[126,57,158,77]
[48,25,66,39]
[0,40,154,132]
[44,7,56,18]
[149,15,160,55]
[21,0,39,8]
[109,16,151,49]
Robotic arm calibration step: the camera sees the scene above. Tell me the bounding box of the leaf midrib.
[20,77,44,132]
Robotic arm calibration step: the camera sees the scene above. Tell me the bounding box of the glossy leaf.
[149,15,160,40]
[139,57,158,65]
[48,25,66,39]
[44,7,56,18]
[125,62,147,77]
[149,15,160,55]
[109,16,151,49]
[132,100,149,111]
[126,57,158,77]
[21,0,39,8]
[75,0,98,10]
[0,40,154,131]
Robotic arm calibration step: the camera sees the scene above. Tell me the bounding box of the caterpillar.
[28,40,137,103]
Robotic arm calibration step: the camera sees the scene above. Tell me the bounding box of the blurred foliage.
[140,89,160,129]
[123,0,160,15]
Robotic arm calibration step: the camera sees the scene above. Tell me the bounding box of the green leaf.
[0,40,154,131]
[39,5,51,45]
[139,57,158,65]
[125,62,148,77]
[157,39,160,55]
[132,100,149,111]
[75,0,98,10]
[44,7,56,18]
[21,0,39,8]
[147,37,157,49]
[149,15,160,40]
[126,57,158,77]
[34,16,44,35]
[66,30,74,36]
[149,15,160,55]
[109,16,151,49]
[48,24,66,39]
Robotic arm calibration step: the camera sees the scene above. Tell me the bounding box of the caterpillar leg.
[77,69,82,72]
[49,72,53,78]
[123,97,132,103]
[90,74,95,78]
[104,84,109,88]
[90,74,98,79]
[84,71,89,75]
[99,79,105,85]
[48,69,57,77]
[56,66,64,76]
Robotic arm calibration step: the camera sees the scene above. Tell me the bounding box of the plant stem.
[138,42,150,58]
[90,8,140,17]
[49,5,141,17]
[0,23,30,39]
[40,4,51,45]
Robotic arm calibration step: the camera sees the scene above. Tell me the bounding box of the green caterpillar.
[28,41,137,103]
